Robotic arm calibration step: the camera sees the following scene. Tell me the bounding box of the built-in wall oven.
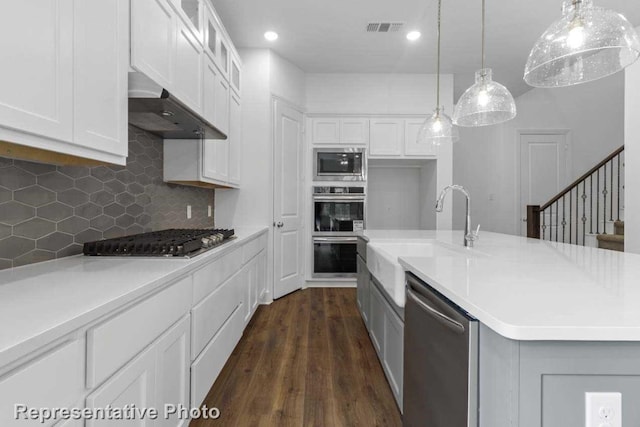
[313,186,365,234]
[312,186,365,278]
[313,148,366,181]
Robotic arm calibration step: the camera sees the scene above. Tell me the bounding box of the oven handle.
[313,237,358,243]
[312,195,366,201]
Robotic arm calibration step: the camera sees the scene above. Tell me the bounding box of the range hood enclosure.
[128,72,226,140]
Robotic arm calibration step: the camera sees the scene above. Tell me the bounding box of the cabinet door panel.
[0,340,84,427]
[341,119,369,145]
[86,348,156,427]
[405,119,436,157]
[155,317,190,427]
[215,78,230,136]
[370,119,403,157]
[0,0,73,142]
[384,307,404,407]
[227,92,241,186]
[312,119,340,145]
[175,17,203,113]
[74,0,128,157]
[369,283,385,356]
[131,0,175,90]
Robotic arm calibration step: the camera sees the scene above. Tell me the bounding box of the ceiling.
[211,0,640,100]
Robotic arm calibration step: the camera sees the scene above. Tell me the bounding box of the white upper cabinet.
[131,0,176,91]
[369,119,404,157]
[227,91,242,186]
[74,0,129,158]
[172,0,203,42]
[0,1,73,143]
[0,0,128,165]
[230,52,242,95]
[174,15,204,113]
[311,118,340,144]
[341,119,369,145]
[310,118,369,145]
[404,118,436,157]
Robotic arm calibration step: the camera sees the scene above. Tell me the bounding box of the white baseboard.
[305,280,357,288]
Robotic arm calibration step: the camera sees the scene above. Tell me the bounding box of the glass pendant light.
[453,0,516,127]
[524,0,640,88]
[417,0,459,146]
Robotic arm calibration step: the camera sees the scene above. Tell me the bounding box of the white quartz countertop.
[0,227,268,367]
[361,229,640,341]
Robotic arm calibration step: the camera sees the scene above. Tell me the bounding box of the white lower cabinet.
[365,276,404,411]
[0,339,85,427]
[86,316,190,427]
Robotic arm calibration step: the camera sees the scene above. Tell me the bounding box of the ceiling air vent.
[366,22,404,33]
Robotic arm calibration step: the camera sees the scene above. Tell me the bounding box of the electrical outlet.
[208,205,212,217]
[586,392,621,427]
[186,205,192,219]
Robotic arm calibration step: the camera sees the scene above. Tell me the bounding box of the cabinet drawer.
[0,339,85,427]
[87,277,192,388]
[242,233,266,264]
[191,270,242,359]
[191,304,243,408]
[193,247,242,303]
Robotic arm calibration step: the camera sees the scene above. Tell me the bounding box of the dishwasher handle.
[406,286,465,334]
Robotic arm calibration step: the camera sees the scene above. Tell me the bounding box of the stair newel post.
[527,205,541,239]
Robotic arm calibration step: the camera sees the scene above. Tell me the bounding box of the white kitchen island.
[358,229,640,426]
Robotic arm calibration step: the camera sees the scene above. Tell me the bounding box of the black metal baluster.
[554,200,560,242]
[576,186,579,245]
[617,154,621,221]
[590,175,593,234]
[569,188,573,244]
[541,206,547,240]
[603,164,608,234]
[610,158,614,221]
[562,195,566,243]
[582,180,587,246]
[596,169,600,234]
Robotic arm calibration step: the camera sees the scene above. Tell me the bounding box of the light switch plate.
[585,392,621,427]
[208,205,212,217]
[186,205,192,219]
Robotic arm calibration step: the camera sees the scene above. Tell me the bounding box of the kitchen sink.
[367,240,486,307]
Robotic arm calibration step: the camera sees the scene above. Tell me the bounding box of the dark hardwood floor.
[191,288,402,427]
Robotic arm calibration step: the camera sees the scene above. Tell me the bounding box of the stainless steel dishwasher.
[403,273,478,427]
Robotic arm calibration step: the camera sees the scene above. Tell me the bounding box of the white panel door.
[227,91,242,186]
[0,1,73,142]
[155,316,190,427]
[174,16,203,114]
[369,119,403,157]
[520,132,569,236]
[74,0,128,157]
[273,100,304,299]
[405,119,436,157]
[131,0,175,90]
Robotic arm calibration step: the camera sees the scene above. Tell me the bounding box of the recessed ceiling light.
[264,31,279,42]
[406,31,421,41]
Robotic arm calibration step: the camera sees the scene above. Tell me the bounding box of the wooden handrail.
[541,145,624,211]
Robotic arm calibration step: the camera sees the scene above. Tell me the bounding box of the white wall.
[453,73,625,235]
[367,163,436,230]
[305,73,454,229]
[625,38,640,253]
[215,49,305,299]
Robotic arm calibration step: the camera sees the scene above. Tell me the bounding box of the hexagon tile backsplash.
[0,126,215,270]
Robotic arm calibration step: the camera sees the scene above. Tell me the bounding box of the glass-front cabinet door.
[173,0,202,41]
[203,4,228,79]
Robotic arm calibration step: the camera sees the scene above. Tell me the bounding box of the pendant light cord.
[481,0,485,71]
[436,0,442,110]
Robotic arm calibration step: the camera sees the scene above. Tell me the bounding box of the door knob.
[276,222,284,228]
[522,218,528,222]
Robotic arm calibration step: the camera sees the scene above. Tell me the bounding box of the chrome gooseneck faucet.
[435,185,480,248]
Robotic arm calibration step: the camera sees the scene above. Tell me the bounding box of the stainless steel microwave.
[313,148,366,181]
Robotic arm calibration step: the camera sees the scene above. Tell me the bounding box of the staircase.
[596,220,624,252]
[527,146,625,252]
